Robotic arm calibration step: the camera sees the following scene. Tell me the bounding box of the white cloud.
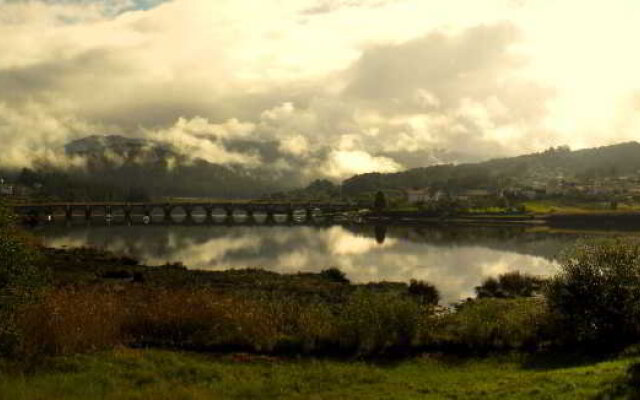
[147,117,260,166]
[2,0,640,180]
[324,149,401,178]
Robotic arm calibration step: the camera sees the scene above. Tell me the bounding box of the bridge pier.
[84,206,92,220]
[245,208,256,224]
[163,205,172,220]
[183,205,193,220]
[65,205,73,220]
[285,208,294,223]
[123,205,132,222]
[204,206,215,223]
[265,210,276,224]
[225,207,233,218]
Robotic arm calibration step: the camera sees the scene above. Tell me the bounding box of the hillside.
[343,142,640,195]
[4,135,294,201]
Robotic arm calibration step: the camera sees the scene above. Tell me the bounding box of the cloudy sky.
[2,0,640,181]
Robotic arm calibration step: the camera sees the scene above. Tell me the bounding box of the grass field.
[1,349,637,400]
[523,199,640,214]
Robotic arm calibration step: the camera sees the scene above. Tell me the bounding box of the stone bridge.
[14,201,364,223]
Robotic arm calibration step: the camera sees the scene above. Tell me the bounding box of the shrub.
[408,279,440,305]
[0,230,46,307]
[338,290,424,354]
[546,239,640,346]
[319,268,349,283]
[0,204,49,358]
[628,362,640,387]
[432,298,549,351]
[0,202,15,228]
[475,271,545,299]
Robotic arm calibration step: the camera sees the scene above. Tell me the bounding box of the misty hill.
[65,135,296,199]
[8,135,295,201]
[343,142,640,195]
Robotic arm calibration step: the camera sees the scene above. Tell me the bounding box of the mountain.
[9,135,295,201]
[343,142,640,195]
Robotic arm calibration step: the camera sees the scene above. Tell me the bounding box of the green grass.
[523,199,640,214]
[0,349,637,400]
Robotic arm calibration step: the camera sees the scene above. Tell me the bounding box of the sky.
[2,0,640,182]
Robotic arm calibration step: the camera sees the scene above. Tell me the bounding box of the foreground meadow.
[1,348,638,400]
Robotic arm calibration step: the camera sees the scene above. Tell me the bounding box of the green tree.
[373,191,387,212]
[546,239,640,346]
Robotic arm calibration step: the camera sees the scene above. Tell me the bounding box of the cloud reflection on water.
[41,223,560,303]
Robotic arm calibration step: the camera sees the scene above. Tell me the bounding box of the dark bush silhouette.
[475,271,545,299]
[100,270,133,279]
[408,279,440,305]
[320,268,349,283]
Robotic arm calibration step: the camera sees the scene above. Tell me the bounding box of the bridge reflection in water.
[15,202,362,225]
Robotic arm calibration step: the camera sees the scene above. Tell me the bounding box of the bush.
[546,239,640,346]
[0,205,49,358]
[628,362,640,387]
[408,279,440,305]
[475,271,545,299]
[319,268,349,283]
[432,298,549,351]
[0,230,46,307]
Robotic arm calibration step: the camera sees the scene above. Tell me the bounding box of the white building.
[406,188,447,204]
[0,185,13,196]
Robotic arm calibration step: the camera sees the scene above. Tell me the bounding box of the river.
[30,218,632,303]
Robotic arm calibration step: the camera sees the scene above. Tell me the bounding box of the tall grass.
[9,283,555,360]
[13,286,435,358]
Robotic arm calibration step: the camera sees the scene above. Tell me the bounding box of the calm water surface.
[31,219,628,303]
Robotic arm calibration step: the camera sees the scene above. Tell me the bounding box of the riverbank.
[366,209,640,228]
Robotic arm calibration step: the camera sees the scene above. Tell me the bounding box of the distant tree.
[17,168,40,186]
[408,280,440,305]
[373,191,387,212]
